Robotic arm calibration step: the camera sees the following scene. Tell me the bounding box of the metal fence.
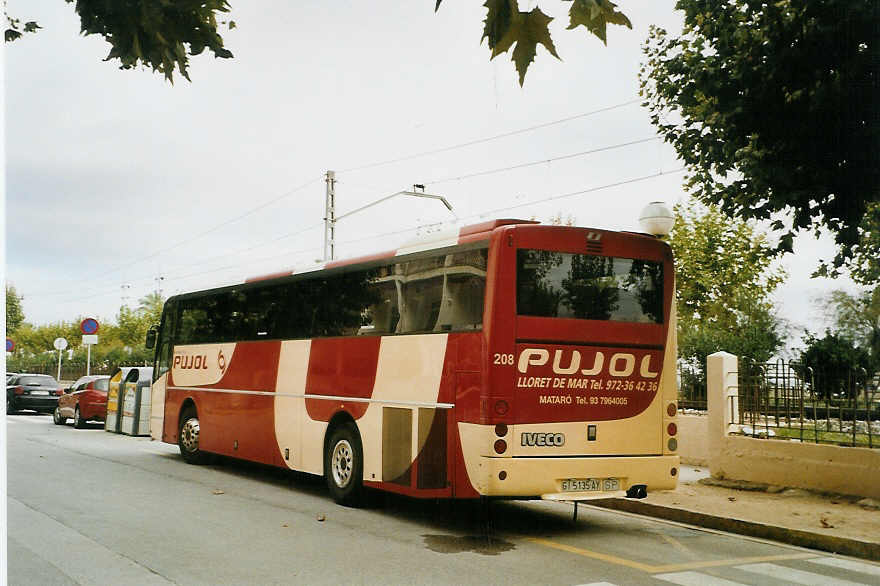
[678,362,707,411]
[9,361,152,384]
[735,359,879,449]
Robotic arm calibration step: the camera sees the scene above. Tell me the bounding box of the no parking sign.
[80,318,100,335]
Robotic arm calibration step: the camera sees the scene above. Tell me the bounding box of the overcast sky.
[4,1,862,350]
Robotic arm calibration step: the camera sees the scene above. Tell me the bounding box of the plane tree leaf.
[510,8,560,86]
[436,0,631,85]
[566,0,632,44]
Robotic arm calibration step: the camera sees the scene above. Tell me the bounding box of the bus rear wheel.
[179,408,209,465]
[325,424,364,507]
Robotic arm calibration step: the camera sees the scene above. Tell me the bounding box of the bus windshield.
[516,249,663,323]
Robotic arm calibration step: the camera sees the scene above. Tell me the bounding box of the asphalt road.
[7,412,880,585]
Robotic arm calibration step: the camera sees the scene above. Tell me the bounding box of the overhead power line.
[42,167,683,306]
[33,100,642,299]
[92,176,323,281]
[423,136,660,185]
[467,167,686,219]
[337,98,642,174]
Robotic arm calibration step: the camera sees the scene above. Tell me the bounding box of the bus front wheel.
[325,424,364,507]
[179,408,209,465]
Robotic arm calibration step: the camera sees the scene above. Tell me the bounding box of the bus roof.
[244,219,538,284]
[168,219,665,301]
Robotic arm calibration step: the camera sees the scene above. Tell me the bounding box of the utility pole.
[324,170,336,262]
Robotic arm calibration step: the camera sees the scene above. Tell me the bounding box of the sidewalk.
[591,466,880,561]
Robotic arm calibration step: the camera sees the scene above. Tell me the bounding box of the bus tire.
[53,406,67,425]
[325,423,364,507]
[179,408,209,465]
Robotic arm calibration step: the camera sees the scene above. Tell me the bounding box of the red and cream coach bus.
[146,219,679,505]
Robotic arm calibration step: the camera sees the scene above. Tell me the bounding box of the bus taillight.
[494,423,508,437]
[493,400,509,416]
[667,403,677,417]
[667,422,677,436]
[494,439,507,454]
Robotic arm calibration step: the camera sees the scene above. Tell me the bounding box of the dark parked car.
[54,375,111,428]
[6,374,62,414]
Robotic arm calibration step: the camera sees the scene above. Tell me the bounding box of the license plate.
[30,390,49,396]
[561,478,620,492]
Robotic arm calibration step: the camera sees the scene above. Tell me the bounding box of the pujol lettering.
[173,354,209,370]
[517,349,659,379]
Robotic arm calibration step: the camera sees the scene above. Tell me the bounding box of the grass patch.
[770,426,877,447]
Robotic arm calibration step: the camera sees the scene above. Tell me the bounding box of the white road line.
[8,497,172,585]
[654,571,746,586]
[736,562,867,585]
[808,557,880,578]
[573,583,618,586]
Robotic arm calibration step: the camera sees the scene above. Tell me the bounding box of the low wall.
[676,414,709,466]
[707,352,880,499]
[714,434,880,499]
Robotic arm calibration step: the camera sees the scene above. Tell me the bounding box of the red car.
[54,375,110,428]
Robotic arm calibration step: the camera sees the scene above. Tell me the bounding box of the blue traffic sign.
[6,338,14,352]
[80,318,100,335]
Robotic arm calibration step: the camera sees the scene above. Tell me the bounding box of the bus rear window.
[516,249,663,323]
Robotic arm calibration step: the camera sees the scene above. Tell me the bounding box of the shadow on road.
[172,450,607,556]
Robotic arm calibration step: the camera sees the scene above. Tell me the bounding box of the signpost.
[53,337,68,380]
[80,318,100,376]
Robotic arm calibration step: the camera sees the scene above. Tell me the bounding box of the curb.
[589,498,880,562]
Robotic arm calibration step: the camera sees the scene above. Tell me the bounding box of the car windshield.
[18,375,57,386]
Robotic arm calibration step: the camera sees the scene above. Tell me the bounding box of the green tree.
[799,331,873,399]
[818,287,880,371]
[6,0,234,82]
[832,202,880,286]
[6,284,25,333]
[640,0,879,271]
[670,199,787,372]
[116,292,165,347]
[137,291,165,322]
[12,320,81,357]
[116,306,150,347]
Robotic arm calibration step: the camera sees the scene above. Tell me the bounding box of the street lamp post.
[323,175,454,261]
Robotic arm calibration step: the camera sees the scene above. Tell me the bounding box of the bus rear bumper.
[470,454,680,498]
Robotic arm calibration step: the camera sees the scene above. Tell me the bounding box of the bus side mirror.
[145,326,158,350]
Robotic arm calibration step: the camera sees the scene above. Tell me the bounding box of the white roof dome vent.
[638,201,674,237]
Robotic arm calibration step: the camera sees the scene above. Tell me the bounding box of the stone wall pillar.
[707,351,738,478]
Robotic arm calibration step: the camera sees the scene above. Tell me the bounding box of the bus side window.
[363,279,399,335]
[435,273,485,332]
[238,287,275,340]
[399,276,444,333]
